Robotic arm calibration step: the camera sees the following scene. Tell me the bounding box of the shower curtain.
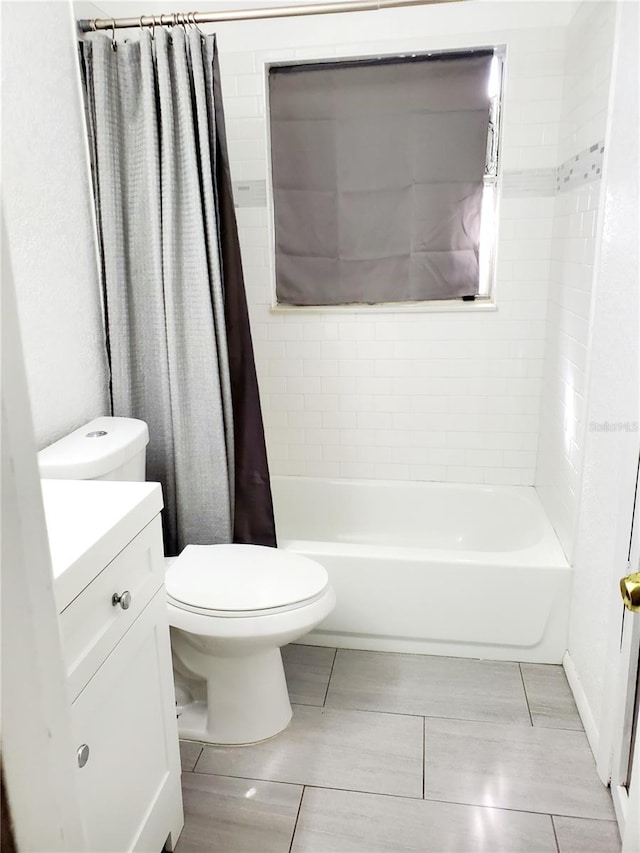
[80,27,276,555]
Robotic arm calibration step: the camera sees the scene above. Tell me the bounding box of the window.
[268,48,503,308]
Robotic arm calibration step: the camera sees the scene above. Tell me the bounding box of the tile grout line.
[182,769,618,823]
[308,702,426,720]
[550,814,561,853]
[519,662,534,727]
[186,743,204,773]
[288,785,306,853]
[292,700,543,727]
[304,706,586,731]
[322,648,338,707]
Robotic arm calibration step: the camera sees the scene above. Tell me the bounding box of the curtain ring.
[159,13,171,36]
[110,18,117,50]
[190,12,206,36]
[90,18,96,31]
[150,16,156,38]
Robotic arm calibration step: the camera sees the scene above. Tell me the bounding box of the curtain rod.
[78,0,463,33]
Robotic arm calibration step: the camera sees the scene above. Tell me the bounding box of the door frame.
[624,704,640,852]
[1,213,84,850]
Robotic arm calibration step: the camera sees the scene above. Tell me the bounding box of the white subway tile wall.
[557,2,616,166]
[535,2,616,559]
[212,4,611,493]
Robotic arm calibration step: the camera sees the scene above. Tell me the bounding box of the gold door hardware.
[620,572,640,612]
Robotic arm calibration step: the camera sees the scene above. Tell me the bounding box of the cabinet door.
[60,516,165,702]
[72,589,183,852]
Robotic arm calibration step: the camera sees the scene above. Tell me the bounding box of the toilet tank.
[38,417,149,482]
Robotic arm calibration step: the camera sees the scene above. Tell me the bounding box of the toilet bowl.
[37,417,336,747]
[166,543,336,744]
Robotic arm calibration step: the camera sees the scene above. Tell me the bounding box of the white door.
[610,459,640,852]
[1,214,84,851]
[591,0,640,844]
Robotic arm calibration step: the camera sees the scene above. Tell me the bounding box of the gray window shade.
[269,52,493,306]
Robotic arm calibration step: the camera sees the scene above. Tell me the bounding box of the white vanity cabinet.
[42,480,184,853]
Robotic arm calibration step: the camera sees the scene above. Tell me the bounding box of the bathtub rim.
[279,537,569,569]
[271,475,569,568]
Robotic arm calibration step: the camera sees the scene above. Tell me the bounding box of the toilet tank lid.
[38,417,149,480]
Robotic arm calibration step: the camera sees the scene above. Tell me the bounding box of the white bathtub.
[271,476,571,663]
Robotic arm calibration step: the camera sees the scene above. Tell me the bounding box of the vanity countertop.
[41,479,163,612]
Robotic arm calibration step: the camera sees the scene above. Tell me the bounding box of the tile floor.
[175,646,621,853]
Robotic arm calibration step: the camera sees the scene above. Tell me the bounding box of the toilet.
[38,416,336,745]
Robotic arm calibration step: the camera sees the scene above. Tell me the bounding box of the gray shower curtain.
[80,28,276,555]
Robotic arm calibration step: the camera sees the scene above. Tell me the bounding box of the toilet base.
[173,643,293,745]
[177,699,292,746]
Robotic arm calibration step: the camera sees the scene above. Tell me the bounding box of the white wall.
[564,0,639,754]
[197,1,578,485]
[535,1,616,558]
[2,1,109,449]
[3,0,588,490]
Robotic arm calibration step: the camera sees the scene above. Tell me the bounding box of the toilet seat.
[166,587,330,619]
[165,543,329,617]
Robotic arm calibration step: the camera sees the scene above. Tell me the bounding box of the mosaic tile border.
[503,140,605,198]
[557,141,605,193]
[232,179,267,208]
[231,142,606,208]
[502,168,557,198]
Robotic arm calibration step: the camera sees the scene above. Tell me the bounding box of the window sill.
[269,298,497,315]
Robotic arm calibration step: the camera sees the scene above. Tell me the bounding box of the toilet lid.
[165,544,329,613]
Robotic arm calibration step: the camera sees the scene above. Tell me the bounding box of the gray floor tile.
[424,718,616,820]
[179,740,203,772]
[521,664,583,730]
[195,704,423,798]
[553,816,621,852]
[282,644,336,706]
[176,772,302,853]
[326,649,531,724]
[291,787,558,852]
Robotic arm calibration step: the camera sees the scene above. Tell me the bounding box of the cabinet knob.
[77,744,90,768]
[112,590,132,610]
